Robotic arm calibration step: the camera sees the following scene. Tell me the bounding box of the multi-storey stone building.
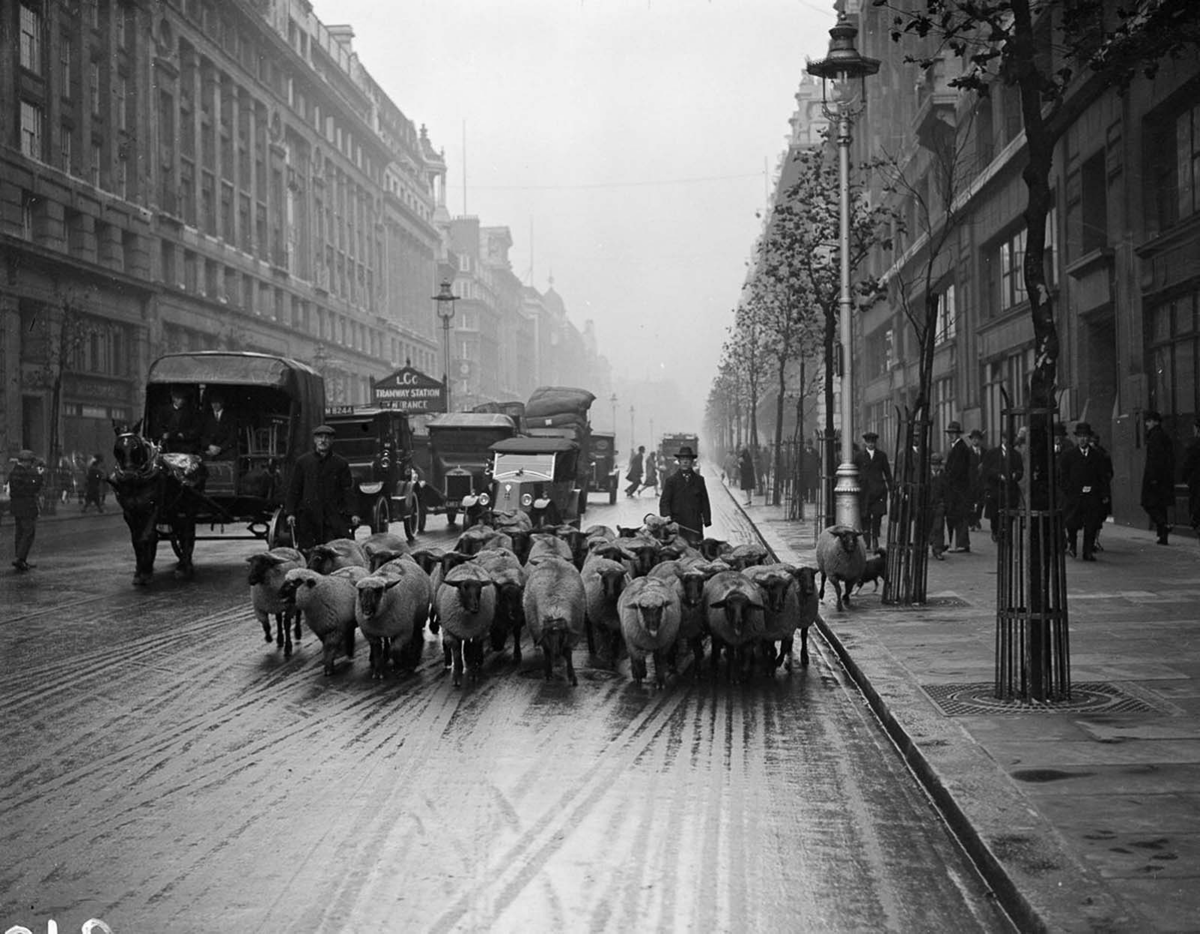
[2,0,447,473]
[843,0,1200,529]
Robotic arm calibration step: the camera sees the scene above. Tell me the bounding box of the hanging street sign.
[370,367,447,413]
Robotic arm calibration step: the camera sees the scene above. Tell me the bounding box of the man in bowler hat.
[1060,421,1113,560]
[943,421,972,552]
[659,445,710,546]
[853,431,892,550]
[1141,410,1175,544]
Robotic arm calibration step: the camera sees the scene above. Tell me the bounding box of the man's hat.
[312,424,336,436]
[1074,421,1093,437]
[968,428,983,440]
[1144,410,1162,423]
[930,452,944,464]
[676,445,697,459]
[862,431,879,442]
[1053,422,1068,436]
[945,420,963,434]
[17,449,36,460]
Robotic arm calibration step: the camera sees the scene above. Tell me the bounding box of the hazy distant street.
[0,480,1012,933]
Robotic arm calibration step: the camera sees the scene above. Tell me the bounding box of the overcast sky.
[313,0,837,423]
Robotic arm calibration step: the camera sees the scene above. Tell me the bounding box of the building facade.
[844,0,1200,529]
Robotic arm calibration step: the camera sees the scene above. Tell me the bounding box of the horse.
[109,423,203,586]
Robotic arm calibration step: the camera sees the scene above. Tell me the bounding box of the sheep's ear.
[750,601,765,611]
[384,576,405,590]
[709,598,727,610]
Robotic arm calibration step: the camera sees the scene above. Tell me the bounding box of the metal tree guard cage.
[883,409,930,606]
[995,399,1071,702]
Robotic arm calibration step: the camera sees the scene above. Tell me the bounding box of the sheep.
[699,537,733,562]
[526,532,574,565]
[435,563,497,687]
[703,569,766,683]
[742,562,821,672]
[620,534,663,577]
[641,514,677,543]
[247,547,305,657]
[582,555,630,664]
[618,576,683,688]
[454,525,514,556]
[583,524,615,544]
[649,560,711,674]
[727,542,769,570]
[474,547,527,662]
[354,559,433,678]
[361,532,410,570]
[556,526,590,568]
[428,550,475,637]
[307,538,369,574]
[280,566,367,675]
[816,525,867,611]
[854,547,888,595]
[523,555,587,685]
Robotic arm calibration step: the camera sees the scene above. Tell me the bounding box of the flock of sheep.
[246,512,877,688]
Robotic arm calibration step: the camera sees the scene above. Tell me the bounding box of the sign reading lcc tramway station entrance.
[370,366,447,413]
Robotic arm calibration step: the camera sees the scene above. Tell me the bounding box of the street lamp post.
[432,280,458,414]
[807,13,879,532]
[609,392,618,435]
[629,405,635,452]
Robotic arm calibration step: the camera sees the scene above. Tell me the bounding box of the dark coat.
[801,446,821,492]
[659,468,711,542]
[1182,436,1200,526]
[1060,444,1112,531]
[853,447,892,517]
[625,451,643,484]
[981,444,1023,520]
[738,449,756,492]
[285,449,356,544]
[158,402,203,455]
[85,460,105,499]
[7,462,45,519]
[1141,424,1175,512]
[944,437,972,516]
[200,407,239,459]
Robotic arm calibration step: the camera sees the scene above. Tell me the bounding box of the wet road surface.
[1,482,1014,932]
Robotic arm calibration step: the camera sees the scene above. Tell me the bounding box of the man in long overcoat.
[285,425,359,551]
[659,445,711,546]
[1141,410,1176,545]
[943,421,972,552]
[9,449,45,571]
[980,434,1023,542]
[1059,422,1112,560]
[853,431,892,550]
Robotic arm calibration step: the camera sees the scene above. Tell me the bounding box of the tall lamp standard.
[609,392,618,435]
[807,12,879,531]
[432,280,458,414]
[629,405,636,452]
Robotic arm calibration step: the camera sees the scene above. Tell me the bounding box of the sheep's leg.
[710,637,724,680]
[293,611,302,642]
[542,643,555,682]
[798,626,810,666]
[512,621,523,664]
[652,649,667,689]
[780,635,795,671]
[833,579,845,612]
[630,653,647,685]
[467,639,483,682]
[818,572,826,601]
[344,622,356,660]
[452,636,465,688]
[368,637,382,679]
[322,634,339,676]
[690,636,706,677]
[281,614,294,658]
[584,614,597,656]
[442,638,453,672]
[564,644,577,687]
[258,611,273,643]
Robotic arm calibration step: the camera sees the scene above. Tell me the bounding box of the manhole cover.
[922,681,1167,716]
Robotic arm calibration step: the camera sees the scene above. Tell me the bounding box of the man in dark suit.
[285,424,359,552]
[158,386,203,455]
[981,432,1024,542]
[659,445,711,546]
[853,431,892,551]
[1060,421,1113,561]
[943,421,972,552]
[1141,410,1175,545]
[967,429,985,530]
[200,389,238,460]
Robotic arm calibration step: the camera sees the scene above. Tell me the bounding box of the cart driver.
[200,389,238,460]
[285,424,360,551]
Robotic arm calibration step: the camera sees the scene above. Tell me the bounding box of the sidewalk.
[731,481,1200,933]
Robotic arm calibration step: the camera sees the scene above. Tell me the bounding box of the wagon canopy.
[427,413,518,431]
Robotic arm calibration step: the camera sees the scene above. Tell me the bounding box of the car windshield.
[493,452,555,480]
[328,419,381,461]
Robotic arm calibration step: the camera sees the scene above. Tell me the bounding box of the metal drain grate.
[922,681,1167,716]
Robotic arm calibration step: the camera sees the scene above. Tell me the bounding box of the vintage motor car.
[485,436,584,528]
[323,404,420,539]
[423,412,518,528]
[586,431,620,505]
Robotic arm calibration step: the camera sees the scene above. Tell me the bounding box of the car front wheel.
[371,496,390,534]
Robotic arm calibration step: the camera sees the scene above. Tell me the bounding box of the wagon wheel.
[267,507,293,549]
[371,496,390,534]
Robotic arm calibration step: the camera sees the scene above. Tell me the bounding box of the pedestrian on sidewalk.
[9,449,45,572]
[943,421,972,552]
[927,452,947,560]
[981,432,1023,543]
[1141,410,1175,545]
[660,445,710,546]
[1182,416,1200,537]
[82,453,106,513]
[853,431,892,551]
[1059,422,1111,561]
[967,429,985,531]
[637,451,659,496]
[738,446,755,506]
[801,439,821,504]
[625,446,645,498]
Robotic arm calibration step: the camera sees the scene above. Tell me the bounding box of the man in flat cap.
[943,420,972,552]
[1059,422,1112,560]
[853,431,892,551]
[285,424,359,552]
[1140,410,1175,545]
[8,449,44,571]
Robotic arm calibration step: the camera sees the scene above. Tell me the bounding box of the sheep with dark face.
[474,547,527,663]
[703,569,766,683]
[854,547,888,595]
[816,525,866,611]
[247,547,305,657]
[727,542,769,571]
[743,562,820,671]
[280,566,367,676]
[354,558,432,679]
[525,532,574,565]
[454,525,514,557]
[523,555,586,685]
[649,559,712,674]
[307,538,369,574]
[618,576,682,688]
[428,550,475,639]
[582,554,630,663]
[361,532,410,570]
[621,534,663,578]
[436,563,497,687]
